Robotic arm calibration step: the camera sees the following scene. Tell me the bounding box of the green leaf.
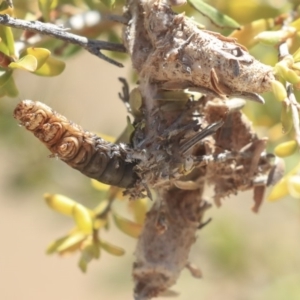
[101,0,115,8]
[188,0,240,30]
[44,193,76,216]
[9,55,37,72]
[230,18,274,49]
[0,51,13,68]
[38,0,58,22]
[56,232,86,253]
[78,240,100,272]
[293,47,300,63]
[78,257,88,273]
[100,240,125,256]
[290,17,300,32]
[91,179,110,191]
[130,198,148,225]
[72,204,93,234]
[0,1,9,12]
[0,25,15,56]
[255,30,295,46]
[21,47,51,70]
[274,140,298,157]
[275,59,300,84]
[33,56,66,76]
[0,75,18,98]
[112,212,142,238]
[0,69,12,87]
[46,234,71,254]
[271,80,287,102]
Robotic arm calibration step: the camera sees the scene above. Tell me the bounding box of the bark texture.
[123,0,275,97]
[122,1,280,299]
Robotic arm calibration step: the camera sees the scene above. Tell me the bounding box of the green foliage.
[0,25,15,56]
[38,0,58,22]
[112,210,143,238]
[188,0,240,29]
[0,21,65,96]
[44,186,146,271]
[100,0,116,8]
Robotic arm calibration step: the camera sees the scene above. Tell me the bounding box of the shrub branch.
[0,14,126,67]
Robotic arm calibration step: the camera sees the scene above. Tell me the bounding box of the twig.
[287,84,300,145]
[0,14,126,67]
[6,0,13,8]
[278,30,300,146]
[118,77,131,112]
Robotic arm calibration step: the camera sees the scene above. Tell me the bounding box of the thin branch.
[287,84,300,145]
[6,0,13,8]
[278,30,300,146]
[0,14,126,67]
[118,77,131,112]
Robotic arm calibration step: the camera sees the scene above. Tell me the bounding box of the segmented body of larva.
[14,100,138,188]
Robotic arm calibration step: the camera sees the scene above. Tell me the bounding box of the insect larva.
[14,100,138,188]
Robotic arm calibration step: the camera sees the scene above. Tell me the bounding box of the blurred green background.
[0,0,300,299]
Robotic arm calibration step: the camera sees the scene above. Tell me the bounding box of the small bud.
[72,204,93,234]
[275,60,300,84]
[271,80,287,102]
[100,240,125,256]
[90,179,110,191]
[129,88,142,118]
[274,140,298,157]
[285,69,300,84]
[44,193,76,216]
[112,212,142,238]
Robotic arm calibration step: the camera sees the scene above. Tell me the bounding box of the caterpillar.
[14,100,138,188]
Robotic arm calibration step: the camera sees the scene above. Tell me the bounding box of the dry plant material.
[129,93,277,299]
[121,1,281,299]
[133,185,209,299]
[123,0,275,97]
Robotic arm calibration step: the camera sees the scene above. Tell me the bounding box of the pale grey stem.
[0,14,127,67]
[278,42,300,146]
[287,84,300,145]
[6,0,13,8]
